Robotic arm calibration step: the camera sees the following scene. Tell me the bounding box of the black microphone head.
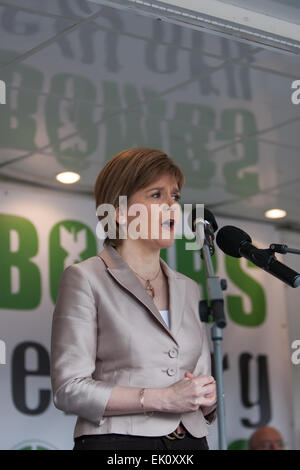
[190,205,218,232]
[216,225,252,258]
[204,208,218,232]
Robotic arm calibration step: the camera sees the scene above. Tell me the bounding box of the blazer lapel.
[98,244,186,346]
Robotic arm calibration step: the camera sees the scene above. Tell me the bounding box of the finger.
[196,375,215,386]
[202,397,217,407]
[202,394,217,405]
[202,383,216,395]
[203,381,216,390]
[182,376,191,382]
[203,390,216,398]
[185,372,195,379]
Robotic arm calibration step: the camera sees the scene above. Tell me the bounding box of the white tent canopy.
[92,0,300,53]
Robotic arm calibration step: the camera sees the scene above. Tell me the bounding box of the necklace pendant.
[145,280,155,298]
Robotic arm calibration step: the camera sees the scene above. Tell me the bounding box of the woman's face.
[117,173,182,249]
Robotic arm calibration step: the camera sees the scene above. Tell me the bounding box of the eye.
[151,192,181,201]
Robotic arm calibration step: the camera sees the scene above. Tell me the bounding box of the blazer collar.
[98,244,186,345]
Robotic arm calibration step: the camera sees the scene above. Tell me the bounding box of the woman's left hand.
[184,371,216,401]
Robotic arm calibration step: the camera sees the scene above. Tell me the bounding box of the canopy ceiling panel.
[0,0,300,229]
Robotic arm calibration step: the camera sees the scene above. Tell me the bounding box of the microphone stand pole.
[200,233,227,450]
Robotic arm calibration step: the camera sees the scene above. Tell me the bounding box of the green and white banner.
[0,182,292,450]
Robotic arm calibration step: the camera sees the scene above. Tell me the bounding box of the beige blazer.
[50,244,217,439]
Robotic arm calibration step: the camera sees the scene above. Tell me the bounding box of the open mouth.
[161,218,175,230]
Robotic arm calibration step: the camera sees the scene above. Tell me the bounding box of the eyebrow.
[146,186,180,192]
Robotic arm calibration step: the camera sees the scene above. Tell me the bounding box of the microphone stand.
[199,223,227,450]
[269,243,300,256]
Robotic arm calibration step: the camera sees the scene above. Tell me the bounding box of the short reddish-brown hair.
[94,147,185,247]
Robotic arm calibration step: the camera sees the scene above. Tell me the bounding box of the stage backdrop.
[0,181,293,450]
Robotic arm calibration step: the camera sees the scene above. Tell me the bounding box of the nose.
[168,195,177,208]
[161,199,173,212]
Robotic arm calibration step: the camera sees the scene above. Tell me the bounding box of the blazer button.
[168,348,178,358]
[167,367,176,376]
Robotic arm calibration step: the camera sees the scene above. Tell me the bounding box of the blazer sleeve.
[199,322,217,425]
[193,282,217,425]
[50,263,114,426]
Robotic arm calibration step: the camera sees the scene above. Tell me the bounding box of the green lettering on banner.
[225,255,266,327]
[45,74,98,162]
[0,214,40,309]
[102,81,146,156]
[143,87,166,149]
[0,49,43,151]
[174,237,217,300]
[160,247,168,264]
[50,220,97,303]
[217,108,259,197]
[168,103,216,189]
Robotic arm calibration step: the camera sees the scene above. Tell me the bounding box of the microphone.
[216,225,300,288]
[189,206,218,250]
[191,207,218,232]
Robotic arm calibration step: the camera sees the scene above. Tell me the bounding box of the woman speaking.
[50,147,217,450]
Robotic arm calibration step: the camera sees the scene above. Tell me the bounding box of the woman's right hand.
[163,373,216,413]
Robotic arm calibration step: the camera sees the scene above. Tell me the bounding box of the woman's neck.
[115,240,161,279]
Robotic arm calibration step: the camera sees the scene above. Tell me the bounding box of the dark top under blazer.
[50,244,217,439]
